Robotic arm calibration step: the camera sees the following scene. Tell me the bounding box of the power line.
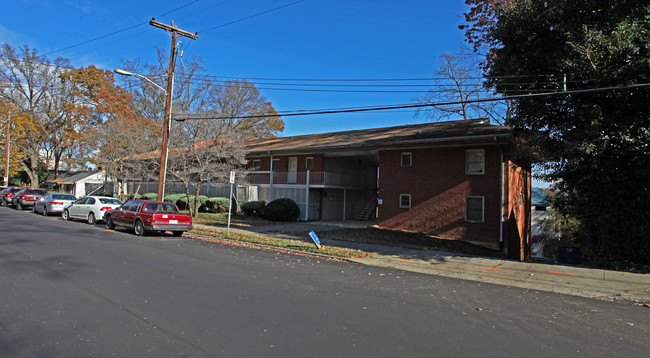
[40,0,201,57]
[198,0,305,33]
[173,83,650,121]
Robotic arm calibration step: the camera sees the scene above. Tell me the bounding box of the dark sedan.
[12,188,48,210]
[1,187,22,206]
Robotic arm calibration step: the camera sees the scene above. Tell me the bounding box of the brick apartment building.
[245,119,531,260]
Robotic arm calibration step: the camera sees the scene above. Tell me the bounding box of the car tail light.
[7,193,15,198]
[99,207,113,211]
[51,202,64,205]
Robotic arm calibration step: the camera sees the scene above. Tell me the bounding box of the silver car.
[33,193,77,216]
[63,196,123,225]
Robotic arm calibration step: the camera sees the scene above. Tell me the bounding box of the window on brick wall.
[465,196,484,222]
[306,157,314,169]
[399,194,411,208]
[271,159,280,172]
[401,152,412,166]
[251,159,262,170]
[465,149,485,175]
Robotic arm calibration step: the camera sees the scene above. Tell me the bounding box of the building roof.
[48,170,104,184]
[245,119,513,156]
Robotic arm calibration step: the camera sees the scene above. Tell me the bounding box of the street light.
[114,68,173,201]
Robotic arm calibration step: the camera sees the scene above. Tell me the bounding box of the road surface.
[1,207,648,357]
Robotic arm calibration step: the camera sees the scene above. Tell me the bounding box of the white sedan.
[63,196,123,225]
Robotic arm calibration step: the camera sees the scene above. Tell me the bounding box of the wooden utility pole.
[149,18,198,201]
[3,106,13,187]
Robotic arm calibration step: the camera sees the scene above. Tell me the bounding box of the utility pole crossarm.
[149,18,199,40]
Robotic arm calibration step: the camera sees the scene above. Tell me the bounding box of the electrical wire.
[40,0,201,57]
[198,0,305,33]
[172,83,650,120]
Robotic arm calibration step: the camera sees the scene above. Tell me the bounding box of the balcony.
[247,171,360,188]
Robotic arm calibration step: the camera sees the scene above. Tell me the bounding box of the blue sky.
[2,0,551,187]
[2,0,471,136]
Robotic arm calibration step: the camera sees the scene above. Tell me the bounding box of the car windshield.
[26,189,47,195]
[143,203,179,213]
[52,194,75,200]
[99,198,122,205]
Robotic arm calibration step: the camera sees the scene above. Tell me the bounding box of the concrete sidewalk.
[195,222,650,305]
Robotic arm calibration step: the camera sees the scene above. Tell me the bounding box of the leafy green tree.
[462,0,650,268]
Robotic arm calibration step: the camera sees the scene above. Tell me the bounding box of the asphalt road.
[1,207,648,357]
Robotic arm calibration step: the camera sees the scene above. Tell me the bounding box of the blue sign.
[309,231,322,249]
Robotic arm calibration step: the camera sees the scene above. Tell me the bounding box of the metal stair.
[355,197,377,220]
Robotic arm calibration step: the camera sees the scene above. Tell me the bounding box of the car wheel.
[105,215,115,230]
[87,212,96,225]
[172,231,184,237]
[43,207,48,216]
[62,209,71,221]
[134,220,145,236]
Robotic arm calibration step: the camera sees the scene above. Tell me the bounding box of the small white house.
[46,170,112,197]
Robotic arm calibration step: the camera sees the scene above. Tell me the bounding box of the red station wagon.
[104,200,193,237]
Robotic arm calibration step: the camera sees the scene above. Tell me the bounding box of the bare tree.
[0,44,72,186]
[116,51,283,212]
[415,50,509,124]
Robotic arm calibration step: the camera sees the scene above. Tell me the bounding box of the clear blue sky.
[3,1,551,187]
[2,0,471,136]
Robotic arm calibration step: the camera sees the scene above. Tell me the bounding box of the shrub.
[263,197,300,222]
[127,193,143,199]
[241,200,267,216]
[204,197,232,213]
[141,192,158,200]
[177,195,209,211]
[164,193,186,204]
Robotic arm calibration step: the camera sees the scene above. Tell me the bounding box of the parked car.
[104,200,193,236]
[12,188,48,210]
[62,196,123,224]
[33,193,77,216]
[1,187,22,206]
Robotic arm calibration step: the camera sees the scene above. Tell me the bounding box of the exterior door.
[288,157,298,183]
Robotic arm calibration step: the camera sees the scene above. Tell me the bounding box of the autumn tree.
[462,0,650,268]
[0,101,26,184]
[62,66,160,198]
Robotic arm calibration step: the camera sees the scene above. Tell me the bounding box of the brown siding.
[377,146,502,247]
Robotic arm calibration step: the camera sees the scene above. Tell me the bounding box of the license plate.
[169,219,178,224]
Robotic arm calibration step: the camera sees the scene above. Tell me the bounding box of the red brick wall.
[377,146,503,246]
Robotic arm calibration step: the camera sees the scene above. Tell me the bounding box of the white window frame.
[399,194,411,209]
[465,149,485,175]
[465,196,485,222]
[306,157,314,169]
[400,152,412,167]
